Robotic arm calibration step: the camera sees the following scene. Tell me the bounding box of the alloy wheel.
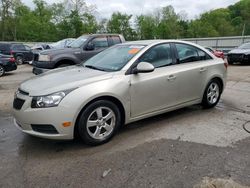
[86,107,116,140]
[16,56,23,65]
[207,82,220,104]
[0,65,4,77]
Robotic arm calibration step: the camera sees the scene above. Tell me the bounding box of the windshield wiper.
[84,65,106,71]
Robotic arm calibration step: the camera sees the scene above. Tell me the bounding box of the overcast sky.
[23,0,240,19]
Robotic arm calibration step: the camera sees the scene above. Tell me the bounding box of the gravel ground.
[0,64,250,188]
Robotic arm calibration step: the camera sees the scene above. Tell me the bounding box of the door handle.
[200,68,207,72]
[167,75,176,81]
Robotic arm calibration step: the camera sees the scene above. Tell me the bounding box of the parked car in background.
[32,34,125,74]
[50,38,75,49]
[205,47,225,59]
[0,43,33,65]
[31,43,52,52]
[0,53,17,77]
[227,42,250,64]
[13,40,227,145]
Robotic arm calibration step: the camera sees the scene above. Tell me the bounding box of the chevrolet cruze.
[13,40,227,145]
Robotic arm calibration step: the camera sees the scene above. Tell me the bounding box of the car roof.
[119,40,199,46]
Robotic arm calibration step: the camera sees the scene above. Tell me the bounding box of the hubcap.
[86,107,116,140]
[17,57,23,64]
[207,82,220,104]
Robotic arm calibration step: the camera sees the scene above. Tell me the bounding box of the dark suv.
[32,34,125,74]
[0,43,34,65]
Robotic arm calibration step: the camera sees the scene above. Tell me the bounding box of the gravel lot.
[0,64,250,187]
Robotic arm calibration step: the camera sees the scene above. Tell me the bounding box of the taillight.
[10,57,15,62]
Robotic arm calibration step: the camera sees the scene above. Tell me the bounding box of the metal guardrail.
[1,35,250,52]
[182,35,250,52]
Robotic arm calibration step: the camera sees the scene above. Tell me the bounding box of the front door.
[82,36,109,62]
[130,43,178,118]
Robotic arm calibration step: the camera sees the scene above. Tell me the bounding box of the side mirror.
[133,62,155,74]
[86,43,95,51]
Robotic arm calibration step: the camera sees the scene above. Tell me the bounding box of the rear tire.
[0,65,5,77]
[201,79,222,109]
[16,56,23,65]
[77,100,121,146]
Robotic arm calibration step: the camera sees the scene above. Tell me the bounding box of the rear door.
[172,43,213,104]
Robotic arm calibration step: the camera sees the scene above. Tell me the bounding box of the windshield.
[238,43,250,49]
[69,36,88,48]
[83,44,145,72]
[50,40,65,48]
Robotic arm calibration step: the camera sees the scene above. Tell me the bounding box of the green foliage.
[0,0,250,41]
[107,12,135,40]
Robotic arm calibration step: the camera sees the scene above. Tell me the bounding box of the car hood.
[40,47,81,56]
[228,48,250,55]
[20,66,113,96]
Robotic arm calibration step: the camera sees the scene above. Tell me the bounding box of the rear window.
[0,43,11,52]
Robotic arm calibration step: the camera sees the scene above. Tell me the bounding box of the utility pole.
[242,23,246,44]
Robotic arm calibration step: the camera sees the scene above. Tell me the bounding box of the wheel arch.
[74,95,126,138]
[204,76,224,95]
[55,59,76,67]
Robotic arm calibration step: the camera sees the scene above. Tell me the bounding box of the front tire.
[0,65,5,77]
[57,64,71,68]
[77,100,121,146]
[202,79,222,109]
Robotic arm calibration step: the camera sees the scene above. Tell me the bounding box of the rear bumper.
[3,62,17,72]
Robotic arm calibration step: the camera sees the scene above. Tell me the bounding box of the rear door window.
[12,44,25,51]
[175,43,212,63]
[110,36,121,45]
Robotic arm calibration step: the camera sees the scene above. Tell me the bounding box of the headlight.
[31,90,73,108]
[38,54,51,62]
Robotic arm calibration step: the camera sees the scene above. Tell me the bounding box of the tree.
[136,15,156,39]
[107,12,135,40]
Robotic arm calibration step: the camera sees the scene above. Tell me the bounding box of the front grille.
[18,89,29,96]
[31,124,59,134]
[13,98,25,110]
[229,54,243,60]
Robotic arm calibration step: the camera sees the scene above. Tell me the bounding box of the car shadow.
[17,104,211,158]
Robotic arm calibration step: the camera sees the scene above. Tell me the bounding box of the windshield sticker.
[128,48,140,54]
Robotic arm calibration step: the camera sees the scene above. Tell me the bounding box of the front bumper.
[227,54,250,64]
[32,60,56,69]
[32,67,50,75]
[12,91,75,140]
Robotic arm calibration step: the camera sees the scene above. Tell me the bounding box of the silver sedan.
[13,40,227,145]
